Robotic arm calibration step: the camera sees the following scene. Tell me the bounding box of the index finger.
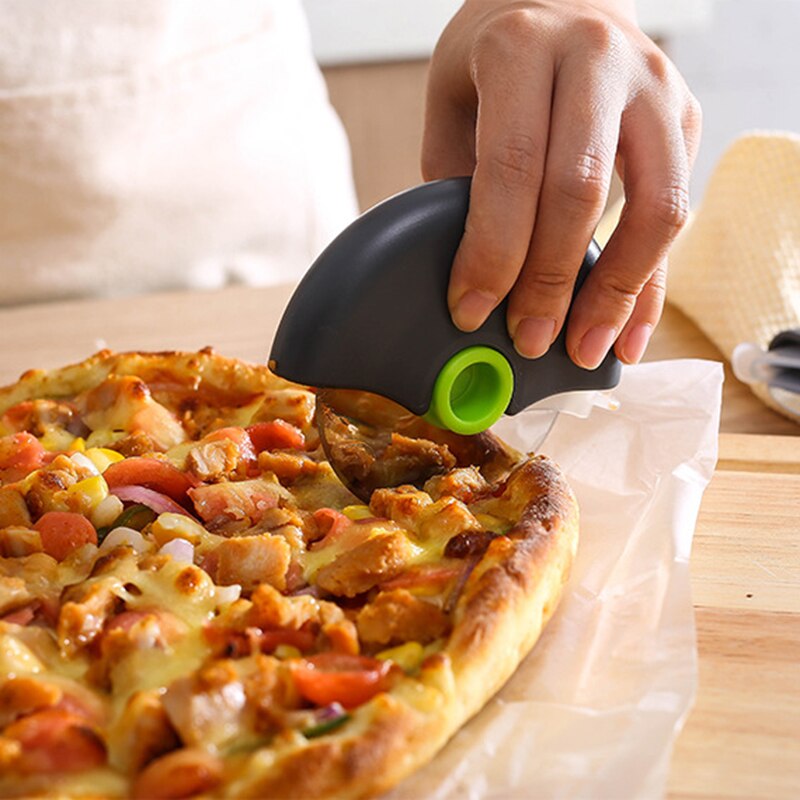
[447,20,553,332]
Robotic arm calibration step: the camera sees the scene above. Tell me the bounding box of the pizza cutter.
[269,178,621,498]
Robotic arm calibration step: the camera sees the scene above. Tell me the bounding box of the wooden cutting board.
[667,433,800,800]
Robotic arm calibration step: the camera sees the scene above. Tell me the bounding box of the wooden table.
[1,288,799,798]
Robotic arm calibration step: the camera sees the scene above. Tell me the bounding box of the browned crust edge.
[0,348,299,415]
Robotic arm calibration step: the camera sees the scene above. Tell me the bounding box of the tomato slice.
[258,628,316,654]
[247,420,305,453]
[34,511,97,561]
[103,457,194,501]
[204,427,257,463]
[4,709,106,774]
[0,432,46,474]
[312,508,351,545]
[382,564,464,593]
[292,653,394,709]
[1,401,34,432]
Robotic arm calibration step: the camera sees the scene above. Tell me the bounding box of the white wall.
[668,0,800,200]
[302,0,712,65]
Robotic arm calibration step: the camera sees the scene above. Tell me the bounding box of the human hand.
[423,0,701,368]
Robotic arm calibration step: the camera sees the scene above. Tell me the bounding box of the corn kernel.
[16,470,41,495]
[84,447,125,473]
[342,504,372,521]
[39,427,77,452]
[376,641,424,673]
[85,430,126,449]
[151,513,207,546]
[67,475,109,512]
[273,645,302,660]
[70,437,86,452]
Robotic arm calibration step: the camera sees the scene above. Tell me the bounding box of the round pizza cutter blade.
[270,177,621,436]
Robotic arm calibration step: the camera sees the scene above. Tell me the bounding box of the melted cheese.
[299,522,422,583]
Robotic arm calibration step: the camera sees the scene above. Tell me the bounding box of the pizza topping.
[2,708,107,774]
[131,747,224,800]
[381,564,464,595]
[98,526,149,555]
[257,449,320,485]
[158,538,195,564]
[110,485,191,518]
[300,702,350,738]
[104,457,194,503]
[375,641,426,673]
[444,529,498,559]
[76,375,186,452]
[34,511,97,561]
[186,439,240,483]
[95,610,188,686]
[316,396,457,502]
[0,677,62,728]
[247,419,305,452]
[162,660,247,749]
[356,589,451,646]
[291,652,397,709]
[1,400,86,439]
[424,465,490,503]
[314,530,415,597]
[107,689,180,774]
[0,486,32,528]
[242,654,303,733]
[188,478,289,531]
[203,534,291,592]
[0,432,47,484]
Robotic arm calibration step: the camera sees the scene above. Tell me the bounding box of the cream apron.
[0,0,358,306]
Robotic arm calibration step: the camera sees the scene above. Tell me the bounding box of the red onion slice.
[110,485,192,517]
[159,538,195,564]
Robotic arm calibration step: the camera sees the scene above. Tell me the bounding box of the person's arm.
[423,0,701,368]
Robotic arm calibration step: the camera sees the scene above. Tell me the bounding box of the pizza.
[0,349,578,799]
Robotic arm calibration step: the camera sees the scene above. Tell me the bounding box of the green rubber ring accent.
[424,346,514,435]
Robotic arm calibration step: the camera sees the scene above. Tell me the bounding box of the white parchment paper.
[387,359,724,800]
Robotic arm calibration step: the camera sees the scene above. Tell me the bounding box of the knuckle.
[644,48,673,84]
[598,275,641,311]
[524,268,575,299]
[646,267,668,298]
[572,15,620,57]
[649,184,691,235]
[683,93,703,136]
[488,8,537,46]
[553,153,609,210]
[473,9,536,74]
[487,133,542,192]
[460,227,524,291]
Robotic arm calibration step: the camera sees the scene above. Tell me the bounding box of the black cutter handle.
[270,178,621,416]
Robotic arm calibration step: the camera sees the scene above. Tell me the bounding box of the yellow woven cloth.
[667,132,800,421]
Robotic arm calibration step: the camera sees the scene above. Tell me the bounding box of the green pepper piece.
[96,504,157,543]
[302,713,350,739]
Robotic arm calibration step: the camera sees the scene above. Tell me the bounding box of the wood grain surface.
[668,447,800,800]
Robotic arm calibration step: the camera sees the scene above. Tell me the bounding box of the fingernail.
[451,290,497,332]
[513,317,557,359]
[620,323,653,364]
[575,325,617,369]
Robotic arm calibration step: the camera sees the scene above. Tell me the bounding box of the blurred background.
[303,0,800,209]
